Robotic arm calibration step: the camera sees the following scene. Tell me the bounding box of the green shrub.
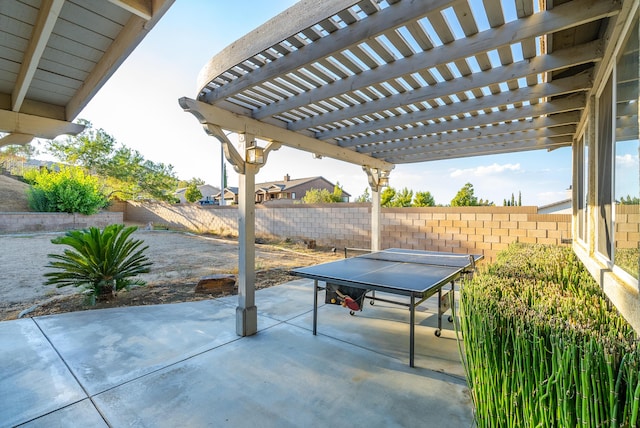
[25,166,108,215]
[44,224,152,304]
[458,243,639,427]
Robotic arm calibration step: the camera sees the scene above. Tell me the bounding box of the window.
[597,76,613,259]
[576,134,587,242]
[583,139,589,243]
[614,17,639,281]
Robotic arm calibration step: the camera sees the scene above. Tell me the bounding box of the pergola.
[0,0,174,146]
[180,0,638,335]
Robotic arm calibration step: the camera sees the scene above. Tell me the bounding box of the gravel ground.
[0,230,338,319]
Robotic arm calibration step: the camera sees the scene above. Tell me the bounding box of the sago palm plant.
[45,224,152,304]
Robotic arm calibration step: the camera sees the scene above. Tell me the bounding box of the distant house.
[175,184,220,204]
[538,199,572,214]
[215,175,350,204]
[216,187,239,205]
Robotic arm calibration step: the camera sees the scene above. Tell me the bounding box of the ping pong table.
[291,248,482,367]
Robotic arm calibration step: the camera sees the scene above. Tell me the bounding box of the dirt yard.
[0,230,339,321]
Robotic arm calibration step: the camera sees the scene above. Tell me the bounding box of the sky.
[72,0,576,207]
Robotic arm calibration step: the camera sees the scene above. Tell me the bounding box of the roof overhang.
[0,0,175,145]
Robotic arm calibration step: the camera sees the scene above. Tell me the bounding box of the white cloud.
[616,153,639,167]
[449,162,521,178]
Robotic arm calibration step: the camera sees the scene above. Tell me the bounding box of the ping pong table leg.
[410,293,415,368]
[313,279,318,335]
[437,287,442,335]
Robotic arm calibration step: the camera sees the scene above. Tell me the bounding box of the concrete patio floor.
[1,279,475,427]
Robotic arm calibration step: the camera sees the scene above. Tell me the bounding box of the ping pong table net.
[357,250,476,269]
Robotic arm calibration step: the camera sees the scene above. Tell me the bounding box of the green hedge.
[458,243,639,427]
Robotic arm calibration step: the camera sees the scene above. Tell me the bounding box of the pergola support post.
[237,133,258,336]
[364,166,389,252]
[371,188,381,251]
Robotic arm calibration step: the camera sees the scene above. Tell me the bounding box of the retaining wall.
[0,212,123,233]
[122,202,572,262]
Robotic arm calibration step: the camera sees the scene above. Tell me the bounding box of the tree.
[185,180,203,203]
[503,191,522,206]
[394,187,414,207]
[177,177,205,188]
[619,195,640,204]
[46,120,115,173]
[331,182,344,202]
[24,166,108,215]
[45,121,178,202]
[301,188,333,203]
[356,187,371,203]
[380,187,396,207]
[413,191,435,207]
[44,224,152,304]
[451,182,478,206]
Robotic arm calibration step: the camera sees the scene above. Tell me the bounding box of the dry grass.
[0,175,30,212]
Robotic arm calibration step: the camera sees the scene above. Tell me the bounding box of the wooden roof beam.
[0,109,85,140]
[12,0,64,113]
[66,0,175,119]
[0,133,35,148]
[108,0,152,20]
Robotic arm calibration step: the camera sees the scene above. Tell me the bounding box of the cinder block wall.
[381,207,571,261]
[615,205,640,249]
[0,212,123,233]
[122,202,571,262]
[125,202,239,236]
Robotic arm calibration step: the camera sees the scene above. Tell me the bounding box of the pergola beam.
[179,97,394,171]
[292,41,601,133]
[375,125,577,159]
[387,138,572,164]
[346,95,585,154]
[357,112,581,154]
[199,0,460,101]
[251,0,618,120]
[323,72,591,142]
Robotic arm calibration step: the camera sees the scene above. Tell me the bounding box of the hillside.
[0,175,30,212]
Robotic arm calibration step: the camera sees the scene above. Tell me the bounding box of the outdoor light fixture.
[378,171,390,187]
[246,145,264,165]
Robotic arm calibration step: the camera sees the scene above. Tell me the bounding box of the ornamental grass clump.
[45,224,152,305]
[457,243,639,427]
